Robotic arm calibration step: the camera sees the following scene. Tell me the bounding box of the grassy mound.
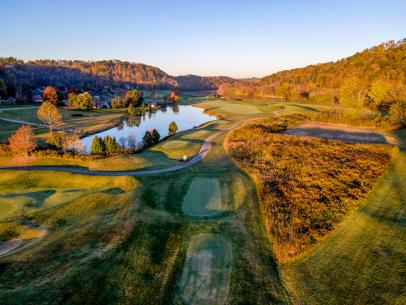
[226,117,392,261]
[176,233,232,305]
[0,171,135,220]
[0,171,139,304]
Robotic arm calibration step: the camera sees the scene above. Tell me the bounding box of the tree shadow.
[1,190,56,208]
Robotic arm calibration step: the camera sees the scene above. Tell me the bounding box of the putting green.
[182,178,231,217]
[176,233,232,305]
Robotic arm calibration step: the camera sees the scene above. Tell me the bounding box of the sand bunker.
[283,122,396,144]
[0,239,23,256]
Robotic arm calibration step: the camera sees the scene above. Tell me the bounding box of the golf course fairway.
[176,233,232,305]
[182,178,229,217]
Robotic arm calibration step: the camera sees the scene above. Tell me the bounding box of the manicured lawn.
[175,233,232,305]
[0,107,126,142]
[181,178,223,217]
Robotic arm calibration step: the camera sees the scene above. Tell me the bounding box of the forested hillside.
[0,58,237,94]
[175,74,237,91]
[219,39,406,108]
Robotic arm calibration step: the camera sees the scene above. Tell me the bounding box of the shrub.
[46,132,65,149]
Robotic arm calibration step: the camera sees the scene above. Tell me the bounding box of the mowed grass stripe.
[182,178,227,217]
[176,233,232,305]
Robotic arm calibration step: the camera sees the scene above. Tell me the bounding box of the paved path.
[0,121,241,176]
[0,106,39,111]
[0,116,83,134]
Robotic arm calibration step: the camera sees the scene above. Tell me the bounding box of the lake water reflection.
[82,105,216,152]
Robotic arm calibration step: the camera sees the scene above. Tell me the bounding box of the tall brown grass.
[226,116,392,261]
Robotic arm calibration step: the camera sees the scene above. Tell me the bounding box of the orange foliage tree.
[37,102,63,134]
[43,86,58,105]
[9,125,37,156]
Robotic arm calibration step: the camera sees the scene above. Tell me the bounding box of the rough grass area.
[0,171,135,220]
[226,116,392,261]
[0,171,138,304]
[282,132,406,305]
[175,233,232,305]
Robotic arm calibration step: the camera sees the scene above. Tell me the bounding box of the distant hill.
[175,75,238,91]
[219,39,406,106]
[0,58,239,95]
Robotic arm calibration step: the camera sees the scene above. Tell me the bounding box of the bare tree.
[9,125,37,156]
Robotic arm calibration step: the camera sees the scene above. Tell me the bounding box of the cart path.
[0,121,242,176]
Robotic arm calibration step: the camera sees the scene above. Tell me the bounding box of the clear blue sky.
[1,0,405,77]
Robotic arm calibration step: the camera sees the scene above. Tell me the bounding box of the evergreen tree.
[142,131,154,147]
[90,136,105,154]
[152,129,160,143]
[103,135,120,155]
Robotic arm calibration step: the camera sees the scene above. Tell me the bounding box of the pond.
[82,105,216,152]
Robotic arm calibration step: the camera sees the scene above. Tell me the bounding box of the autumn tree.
[367,79,390,110]
[103,136,120,156]
[168,121,178,135]
[8,125,37,156]
[340,77,366,107]
[111,96,124,109]
[276,82,291,101]
[43,86,58,105]
[388,80,406,103]
[127,104,137,116]
[389,101,406,125]
[124,89,142,107]
[37,102,63,134]
[68,92,93,110]
[168,91,181,102]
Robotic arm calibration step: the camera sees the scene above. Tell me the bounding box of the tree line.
[0,58,238,98]
[219,39,406,125]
